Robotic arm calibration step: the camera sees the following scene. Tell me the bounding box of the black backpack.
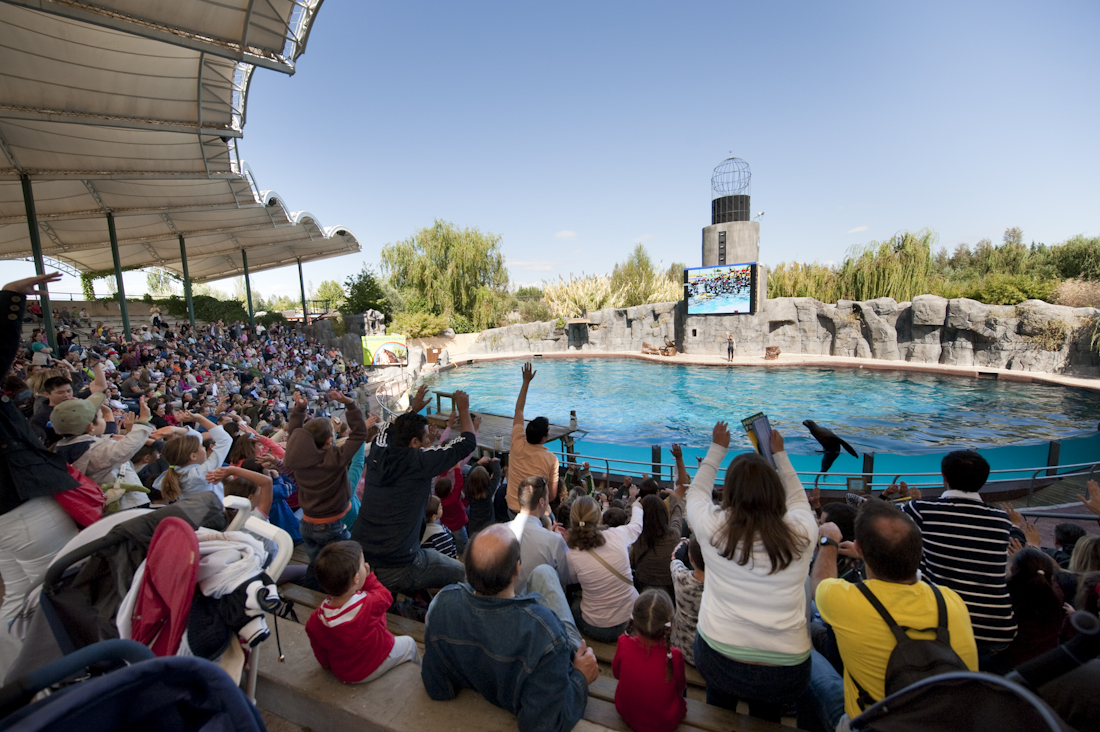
[851,581,970,712]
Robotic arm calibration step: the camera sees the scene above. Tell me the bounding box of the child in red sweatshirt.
[612,589,687,732]
[305,541,420,683]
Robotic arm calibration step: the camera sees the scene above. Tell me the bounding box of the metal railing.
[545,447,1100,503]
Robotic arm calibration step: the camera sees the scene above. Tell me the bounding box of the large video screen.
[684,262,757,315]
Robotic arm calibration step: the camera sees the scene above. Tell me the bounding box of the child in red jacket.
[612,589,687,732]
[305,541,420,683]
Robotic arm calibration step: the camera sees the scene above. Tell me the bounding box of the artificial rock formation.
[467,297,1100,377]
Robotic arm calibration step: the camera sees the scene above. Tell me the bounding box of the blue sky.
[12,0,1099,299]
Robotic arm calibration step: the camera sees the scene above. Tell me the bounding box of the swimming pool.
[417,358,1100,456]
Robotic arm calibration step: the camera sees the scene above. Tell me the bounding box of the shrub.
[1053,278,1100,309]
[390,311,450,338]
[518,298,553,323]
[257,311,287,328]
[965,274,1057,305]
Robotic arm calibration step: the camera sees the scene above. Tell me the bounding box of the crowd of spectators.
[2,273,1100,732]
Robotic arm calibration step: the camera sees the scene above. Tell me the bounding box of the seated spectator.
[686,423,816,722]
[152,413,232,501]
[421,495,458,559]
[808,498,978,731]
[612,589,687,732]
[901,452,1017,662]
[670,536,705,665]
[435,471,469,555]
[52,394,155,511]
[0,273,80,623]
[602,506,627,527]
[508,475,570,594]
[506,363,559,515]
[466,456,502,537]
[567,493,643,643]
[30,374,74,446]
[1045,523,1087,569]
[1068,534,1100,574]
[307,541,420,684]
[353,391,475,595]
[989,548,1068,673]
[284,390,370,564]
[630,491,684,598]
[421,525,597,732]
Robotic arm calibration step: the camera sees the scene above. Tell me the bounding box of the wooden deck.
[426,409,578,453]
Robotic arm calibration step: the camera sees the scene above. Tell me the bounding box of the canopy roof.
[0,0,360,283]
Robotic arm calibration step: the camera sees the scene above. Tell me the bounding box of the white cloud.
[846,225,869,234]
[633,234,654,244]
[511,259,556,272]
[554,230,577,240]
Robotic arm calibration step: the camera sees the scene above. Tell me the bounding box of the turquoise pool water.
[417,359,1100,457]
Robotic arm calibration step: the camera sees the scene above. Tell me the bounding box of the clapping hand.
[770,428,784,455]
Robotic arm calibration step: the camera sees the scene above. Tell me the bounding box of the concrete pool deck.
[440,346,1100,393]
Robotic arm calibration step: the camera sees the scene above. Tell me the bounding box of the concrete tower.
[702,157,759,266]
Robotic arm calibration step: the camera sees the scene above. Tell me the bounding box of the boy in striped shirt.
[901,451,1016,663]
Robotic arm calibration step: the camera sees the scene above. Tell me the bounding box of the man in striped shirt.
[901,451,1016,663]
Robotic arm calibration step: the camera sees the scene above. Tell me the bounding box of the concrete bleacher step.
[255,611,789,732]
[277,580,710,691]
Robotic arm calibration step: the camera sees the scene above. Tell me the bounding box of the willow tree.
[380,220,510,331]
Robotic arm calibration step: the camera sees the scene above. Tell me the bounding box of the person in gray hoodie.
[152,411,232,502]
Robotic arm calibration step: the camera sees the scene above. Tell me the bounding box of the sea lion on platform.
[803,420,859,473]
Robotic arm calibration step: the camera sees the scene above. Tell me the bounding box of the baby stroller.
[850,610,1100,732]
[4,493,294,708]
[0,639,265,731]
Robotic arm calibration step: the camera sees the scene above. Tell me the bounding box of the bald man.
[422,525,598,732]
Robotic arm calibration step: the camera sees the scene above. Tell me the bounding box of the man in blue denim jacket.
[422,525,598,732]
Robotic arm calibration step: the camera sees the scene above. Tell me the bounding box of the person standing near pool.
[506,363,559,518]
[726,334,735,362]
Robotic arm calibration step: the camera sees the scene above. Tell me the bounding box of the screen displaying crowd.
[2,273,1098,732]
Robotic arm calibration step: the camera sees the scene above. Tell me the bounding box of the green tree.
[610,244,682,307]
[342,265,399,320]
[380,220,510,330]
[146,269,177,297]
[315,279,346,311]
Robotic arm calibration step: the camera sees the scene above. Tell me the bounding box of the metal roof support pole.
[19,174,58,354]
[178,235,196,330]
[106,213,132,342]
[241,248,255,329]
[297,257,310,326]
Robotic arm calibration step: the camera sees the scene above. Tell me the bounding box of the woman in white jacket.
[686,422,817,723]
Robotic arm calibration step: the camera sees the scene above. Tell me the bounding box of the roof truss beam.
[2,0,297,74]
[0,106,243,138]
[0,201,265,224]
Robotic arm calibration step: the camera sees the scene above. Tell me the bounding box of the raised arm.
[670,443,690,501]
[513,362,536,425]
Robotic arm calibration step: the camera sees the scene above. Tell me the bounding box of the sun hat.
[51,393,106,436]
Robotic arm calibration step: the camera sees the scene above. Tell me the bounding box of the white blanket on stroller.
[195,529,269,598]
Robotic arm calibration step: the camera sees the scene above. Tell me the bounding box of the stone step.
[277,582,710,690]
[255,609,787,732]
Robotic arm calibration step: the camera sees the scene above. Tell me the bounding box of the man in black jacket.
[353,390,476,595]
[0,273,80,622]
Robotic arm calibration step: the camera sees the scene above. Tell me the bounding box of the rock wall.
[467,297,1100,377]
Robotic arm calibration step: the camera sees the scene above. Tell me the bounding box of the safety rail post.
[1046,440,1060,477]
[178,235,195,329]
[20,174,58,354]
[651,445,662,479]
[862,452,875,494]
[106,212,131,342]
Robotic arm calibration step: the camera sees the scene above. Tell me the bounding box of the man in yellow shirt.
[808,498,978,730]
[505,363,559,516]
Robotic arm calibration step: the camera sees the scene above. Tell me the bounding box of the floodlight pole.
[241,248,255,329]
[106,213,132,342]
[297,257,310,326]
[19,174,58,354]
[178,235,196,330]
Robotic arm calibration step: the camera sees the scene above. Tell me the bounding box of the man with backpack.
[807,498,978,730]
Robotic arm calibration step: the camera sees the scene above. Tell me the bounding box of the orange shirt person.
[505,363,559,515]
